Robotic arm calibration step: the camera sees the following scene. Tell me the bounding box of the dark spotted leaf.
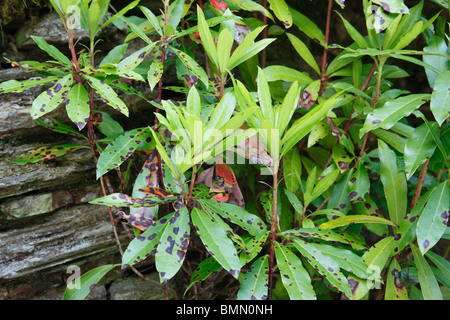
[117,43,156,71]
[99,43,129,66]
[312,243,370,280]
[239,232,269,265]
[327,169,351,214]
[282,227,366,250]
[199,199,267,236]
[291,238,353,298]
[191,207,242,279]
[411,243,443,300]
[385,259,408,300]
[416,181,449,255]
[237,255,269,300]
[31,35,72,66]
[185,257,221,295]
[96,127,150,179]
[0,76,60,94]
[92,110,124,136]
[130,151,160,221]
[156,205,190,282]
[170,46,209,89]
[360,94,430,137]
[30,74,73,119]
[36,117,87,139]
[274,242,316,300]
[147,48,164,91]
[13,144,87,165]
[121,213,173,268]
[63,264,119,300]
[84,75,129,117]
[348,161,370,203]
[89,192,177,207]
[66,83,90,130]
[267,0,292,28]
[355,195,388,237]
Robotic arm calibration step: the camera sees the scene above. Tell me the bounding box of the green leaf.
[66,83,90,130]
[117,43,156,71]
[99,43,128,66]
[100,0,140,30]
[416,181,449,255]
[30,74,73,119]
[84,75,129,117]
[267,0,292,28]
[274,242,316,300]
[378,139,407,227]
[35,117,87,139]
[216,28,233,73]
[430,69,450,126]
[335,12,369,49]
[31,35,71,65]
[191,207,242,278]
[327,169,352,214]
[237,255,269,300]
[393,21,423,50]
[426,251,450,284]
[411,243,443,300]
[283,147,302,193]
[360,94,430,137]
[284,189,303,215]
[122,213,173,268]
[256,67,274,126]
[227,0,274,20]
[404,122,438,179]
[96,127,150,179]
[423,36,450,88]
[385,259,408,300]
[332,144,351,173]
[263,65,313,85]
[310,168,340,201]
[319,214,398,229]
[13,144,87,165]
[362,236,394,278]
[63,264,118,300]
[156,205,190,282]
[276,81,300,133]
[199,200,267,236]
[286,33,320,75]
[291,238,353,298]
[290,8,326,47]
[170,47,209,89]
[196,6,218,66]
[0,76,60,94]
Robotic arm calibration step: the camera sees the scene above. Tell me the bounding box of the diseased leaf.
[30,74,73,119]
[385,259,408,300]
[13,144,87,165]
[291,238,353,298]
[90,192,177,208]
[156,205,190,282]
[84,75,129,117]
[185,257,221,295]
[348,161,370,203]
[63,264,118,300]
[0,76,60,94]
[92,110,124,136]
[267,0,292,28]
[170,47,209,89]
[416,181,449,255]
[199,199,267,236]
[99,43,129,66]
[147,48,164,91]
[121,213,174,268]
[66,83,90,130]
[96,127,150,179]
[237,255,269,300]
[360,94,430,137]
[274,242,316,300]
[191,207,242,278]
[36,117,87,139]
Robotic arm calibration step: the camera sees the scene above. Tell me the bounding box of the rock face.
[0,9,167,300]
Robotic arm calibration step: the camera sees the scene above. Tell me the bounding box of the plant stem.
[261,0,268,69]
[268,170,278,300]
[319,0,333,94]
[410,158,430,211]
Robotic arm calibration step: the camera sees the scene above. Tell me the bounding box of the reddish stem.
[319,0,333,94]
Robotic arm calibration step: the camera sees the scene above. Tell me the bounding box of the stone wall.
[0,11,169,300]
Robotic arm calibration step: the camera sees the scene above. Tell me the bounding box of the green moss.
[0,0,48,26]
